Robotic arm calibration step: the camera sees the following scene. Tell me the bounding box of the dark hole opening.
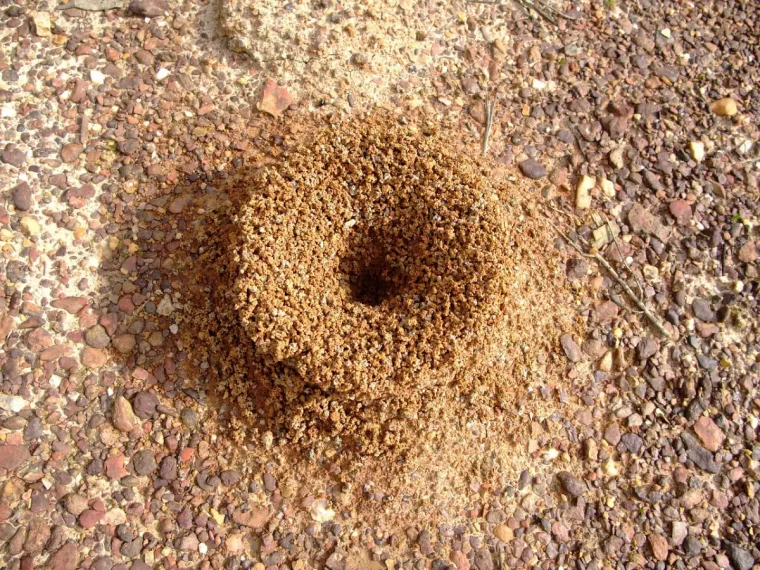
[350,257,396,307]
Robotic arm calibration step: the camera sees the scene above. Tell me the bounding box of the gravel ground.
[1,0,759,569]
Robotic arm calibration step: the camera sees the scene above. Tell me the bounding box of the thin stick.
[556,229,672,339]
[567,122,589,162]
[606,221,644,301]
[482,92,495,156]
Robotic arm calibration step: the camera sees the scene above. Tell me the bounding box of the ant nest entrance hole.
[341,232,404,308]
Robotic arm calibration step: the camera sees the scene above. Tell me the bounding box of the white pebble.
[90,70,106,84]
[156,68,171,81]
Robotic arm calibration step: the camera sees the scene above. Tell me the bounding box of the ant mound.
[234,123,510,399]
[194,116,571,457]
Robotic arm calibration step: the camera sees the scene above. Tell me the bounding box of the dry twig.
[482,91,495,156]
[556,228,672,339]
[605,220,644,301]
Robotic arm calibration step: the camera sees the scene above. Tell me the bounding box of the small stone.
[23,518,51,554]
[609,146,625,169]
[604,423,621,445]
[60,143,84,163]
[179,532,199,551]
[112,334,136,354]
[627,203,668,239]
[156,68,170,81]
[85,325,110,348]
[2,146,26,168]
[51,296,87,313]
[669,200,692,225]
[79,509,103,529]
[637,338,659,360]
[112,396,141,433]
[519,158,547,180]
[159,456,178,480]
[232,507,269,529]
[738,240,759,263]
[19,217,40,237]
[64,493,89,516]
[259,78,293,116]
[127,0,168,17]
[493,524,514,542]
[157,295,174,316]
[105,454,128,480]
[11,182,32,211]
[131,449,157,475]
[0,394,27,413]
[599,177,615,197]
[575,175,594,209]
[689,141,705,162]
[556,471,585,497]
[710,97,738,117]
[81,348,107,368]
[559,334,582,362]
[724,543,754,570]
[132,392,159,419]
[89,70,105,85]
[168,196,190,214]
[48,543,78,570]
[671,521,688,546]
[680,432,720,473]
[693,416,725,452]
[692,298,716,322]
[648,534,669,561]
[0,444,30,470]
[180,407,197,428]
[30,11,52,37]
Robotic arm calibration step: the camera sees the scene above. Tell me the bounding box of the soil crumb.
[184,115,578,466]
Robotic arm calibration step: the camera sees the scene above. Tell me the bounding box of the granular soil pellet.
[185,115,578,459]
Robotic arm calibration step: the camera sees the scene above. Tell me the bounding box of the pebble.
[724,543,755,570]
[575,175,594,209]
[11,182,32,211]
[180,407,197,428]
[85,325,110,348]
[30,11,53,37]
[60,143,84,163]
[259,78,293,116]
[127,0,168,17]
[692,298,716,322]
[518,158,547,180]
[559,334,583,362]
[0,444,30,470]
[556,471,585,497]
[648,534,669,561]
[669,200,692,225]
[2,145,26,168]
[132,391,159,419]
[693,416,725,452]
[0,394,27,413]
[112,396,141,433]
[710,97,738,117]
[20,217,40,237]
[689,141,705,162]
[132,449,157,475]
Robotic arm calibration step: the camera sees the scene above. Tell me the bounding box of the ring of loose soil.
[188,115,576,458]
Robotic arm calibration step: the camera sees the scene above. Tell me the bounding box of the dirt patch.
[183,114,579,464]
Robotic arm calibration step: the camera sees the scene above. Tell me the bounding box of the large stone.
[0,444,30,470]
[48,543,79,570]
[112,396,141,432]
[127,0,168,17]
[556,471,586,497]
[693,416,725,452]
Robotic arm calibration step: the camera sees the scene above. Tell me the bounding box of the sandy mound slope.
[187,115,575,457]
